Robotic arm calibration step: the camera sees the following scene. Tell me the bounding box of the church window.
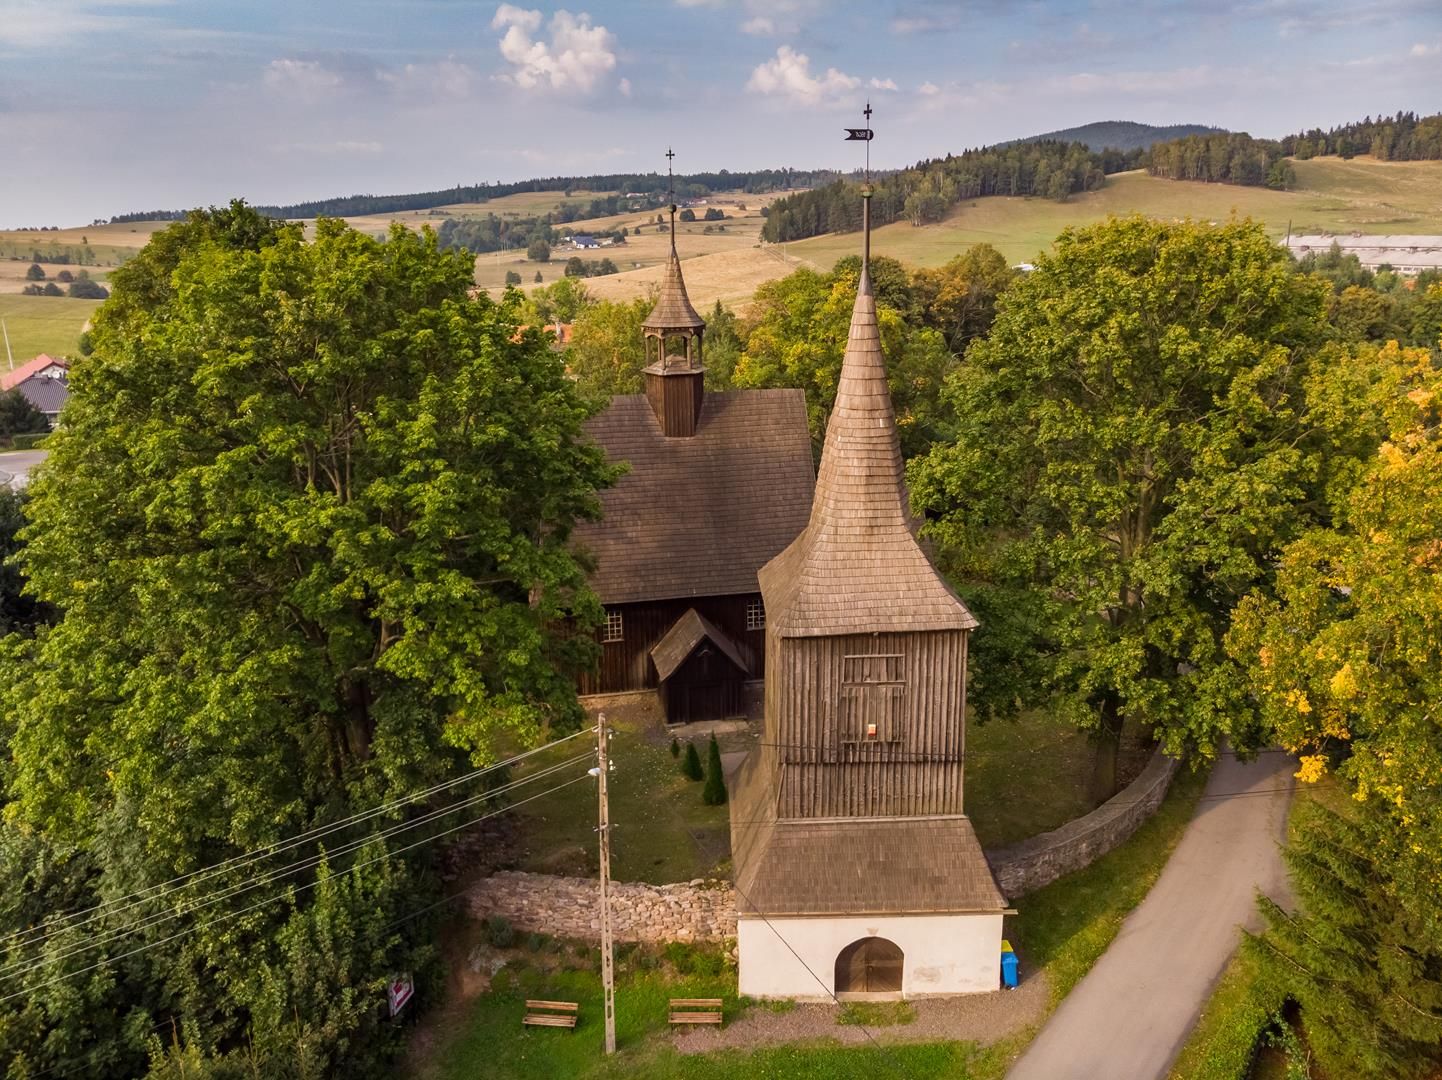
[603,610,624,643]
[840,653,906,743]
[746,599,765,631]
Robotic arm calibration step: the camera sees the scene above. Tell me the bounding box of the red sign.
[388,974,414,1017]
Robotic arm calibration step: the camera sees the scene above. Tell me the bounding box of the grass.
[1008,762,1209,1004]
[510,716,732,883]
[837,1000,916,1027]
[0,294,100,361]
[418,959,1013,1080]
[1168,947,1285,1080]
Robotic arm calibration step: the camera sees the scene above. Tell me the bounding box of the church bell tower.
[643,147,707,438]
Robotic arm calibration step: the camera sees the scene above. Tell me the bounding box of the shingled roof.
[650,608,751,682]
[734,815,1007,915]
[758,267,977,637]
[575,389,814,604]
[643,243,705,331]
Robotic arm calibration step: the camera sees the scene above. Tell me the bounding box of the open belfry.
[730,119,1007,998]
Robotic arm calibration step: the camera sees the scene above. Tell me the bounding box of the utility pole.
[595,713,617,1055]
[1,318,12,371]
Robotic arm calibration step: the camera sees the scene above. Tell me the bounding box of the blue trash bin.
[1000,939,1019,989]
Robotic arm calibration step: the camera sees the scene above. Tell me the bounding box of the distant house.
[571,234,601,250]
[2,354,68,392]
[16,373,68,429]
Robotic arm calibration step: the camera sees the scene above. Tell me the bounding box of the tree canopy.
[912,216,1329,796]
[0,204,613,1077]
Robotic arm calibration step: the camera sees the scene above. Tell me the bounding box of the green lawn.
[789,158,1442,271]
[415,951,1016,1080]
[0,294,99,361]
[510,718,733,883]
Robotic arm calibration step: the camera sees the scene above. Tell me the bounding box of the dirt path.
[1006,747,1295,1080]
[675,970,1049,1054]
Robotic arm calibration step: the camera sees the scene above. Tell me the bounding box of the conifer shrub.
[681,740,703,781]
[702,734,727,806]
[670,735,681,758]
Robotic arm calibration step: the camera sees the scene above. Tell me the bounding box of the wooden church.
[729,187,1006,998]
[572,200,815,724]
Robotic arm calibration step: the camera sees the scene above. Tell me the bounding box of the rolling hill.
[1015,121,1226,151]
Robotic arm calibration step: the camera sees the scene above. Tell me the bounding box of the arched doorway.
[834,936,903,994]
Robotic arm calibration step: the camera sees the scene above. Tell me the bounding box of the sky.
[1,0,1440,226]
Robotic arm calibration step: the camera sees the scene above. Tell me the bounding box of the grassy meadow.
[790,157,1442,271]
[0,294,100,362]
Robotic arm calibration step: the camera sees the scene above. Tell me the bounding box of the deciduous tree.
[912,217,1328,798]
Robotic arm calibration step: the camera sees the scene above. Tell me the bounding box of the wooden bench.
[522,1000,578,1030]
[669,998,724,1027]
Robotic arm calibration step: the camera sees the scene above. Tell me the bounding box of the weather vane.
[845,102,874,185]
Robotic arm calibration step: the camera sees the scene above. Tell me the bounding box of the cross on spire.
[666,147,678,250]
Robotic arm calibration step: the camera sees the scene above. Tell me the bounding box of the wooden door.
[834,937,903,993]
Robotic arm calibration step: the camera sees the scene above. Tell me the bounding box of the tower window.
[602,610,624,643]
[746,599,766,631]
[840,653,906,743]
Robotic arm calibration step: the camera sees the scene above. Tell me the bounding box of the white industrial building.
[1286,234,1442,274]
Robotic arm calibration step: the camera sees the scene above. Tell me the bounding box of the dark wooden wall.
[767,630,970,819]
[577,593,764,696]
[658,647,746,724]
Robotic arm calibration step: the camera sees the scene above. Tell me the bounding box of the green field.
[789,157,1442,270]
[0,294,99,361]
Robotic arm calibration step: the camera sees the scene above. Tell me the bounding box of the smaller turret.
[643,148,707,437]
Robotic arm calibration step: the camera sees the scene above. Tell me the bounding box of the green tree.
[0,205,613,1075]
[524,276,590,325]
[702,734,727,805]
[566,297,650,403]
[0,389,48,438]
[66,278,109,300]
[735,259,955,458]
[534,270,544,283]
[24,263,44,281]
[1252,799,1442,1079]
[679,208,696,222]
[41,282,63,296]
[504,270,522,286]
[0,489,50,635]
[910,244,1015,354]
[911,217,1328,798]
[1230,348,1442,882]
[527,237,551,262]
[681,741,703,781]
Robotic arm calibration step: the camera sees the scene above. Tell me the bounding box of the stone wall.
[468,748,1179,943]
[469,871,737,943]
[986,746,1180,899]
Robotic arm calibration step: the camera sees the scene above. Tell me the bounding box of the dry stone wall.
[468,747,1179,942]
[987,746,1179,899]
[469,871,737,943]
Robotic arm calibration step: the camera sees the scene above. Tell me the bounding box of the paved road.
[1007,747,1295,1080]
[0,449,48,489]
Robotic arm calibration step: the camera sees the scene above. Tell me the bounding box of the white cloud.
[618,76,632,96]
[741,16,774,34]
[868,77,898,91]
[0,0,164,48]
[746,45,865,106]
[1410,40,1440,57]
[263,58,347,97]
[918,80,940,96]
[381,58,477,100]
[491,5,618,95]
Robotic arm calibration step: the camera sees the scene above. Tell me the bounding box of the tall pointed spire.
[643,146,707,436]
[759,104,976,636]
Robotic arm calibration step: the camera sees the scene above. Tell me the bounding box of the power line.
[1,769,594,1008]
[0,753,592,981]
[0,726,594,953]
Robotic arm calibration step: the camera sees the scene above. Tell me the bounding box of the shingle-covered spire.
[644,240,705,331]
[758,190,977,636]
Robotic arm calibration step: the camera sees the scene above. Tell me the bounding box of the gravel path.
[675,969,1049,1054]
